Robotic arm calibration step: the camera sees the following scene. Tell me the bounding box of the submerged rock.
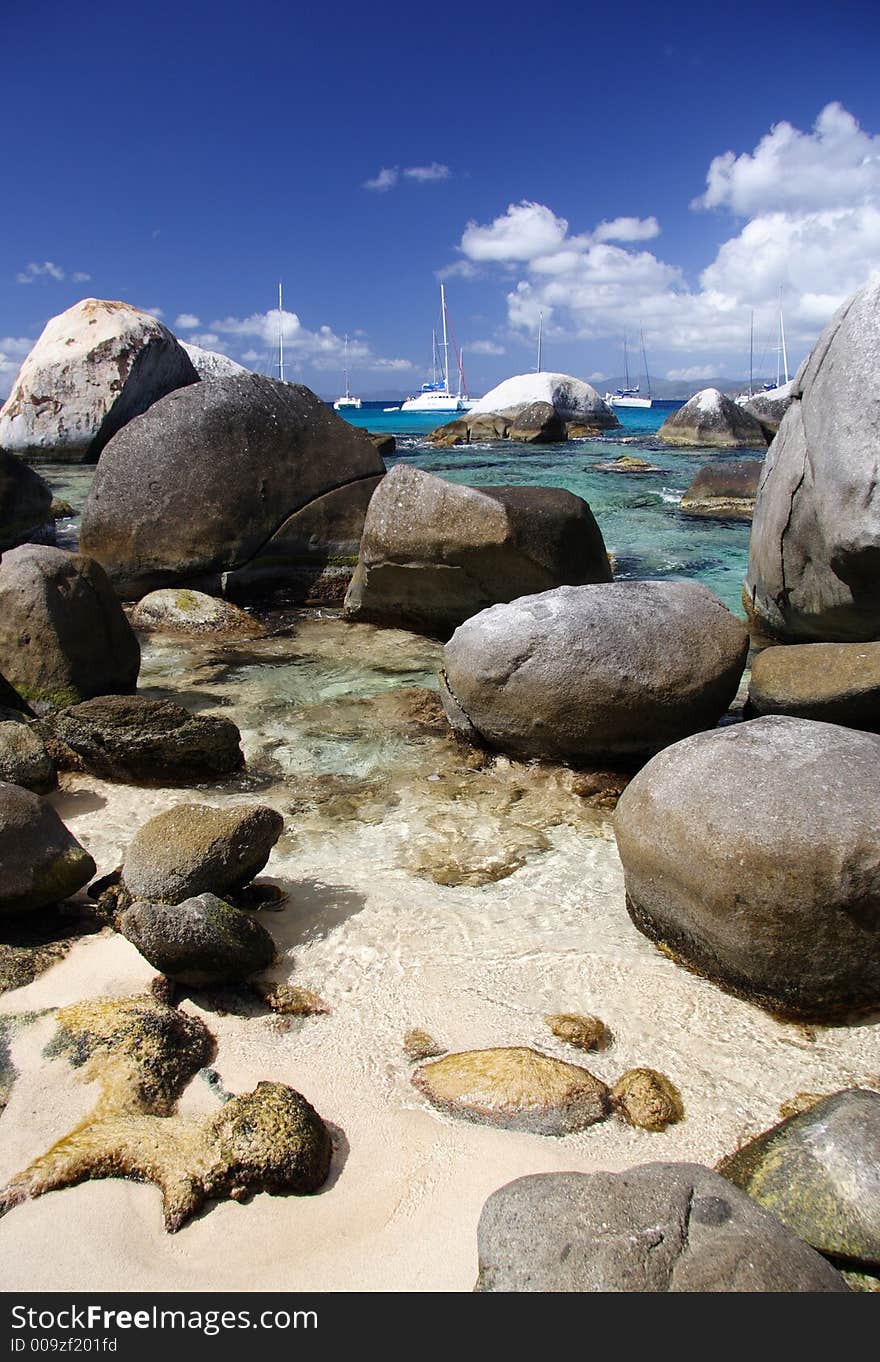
[475,1165,848,1291]
[411,1046,609,1135]
[120,893,276,985]
[747,641,880,729]
[0,545,140,710]
[612,1068,684,1130]
[122,802,283,904]
[544,1013,608,1051]
[0,450,53,550]
[658,389,767,448]
[679,459,763,521]
[0,721,55,793]
[718,1089,880,1269]
[80,373,385,598]
[0,782,95,916]
[130,588,262,637]
[440,581,748,762]
[37,694,243,784]
[613,715,880,1019]
[344,466,612,636]
[0,298,198,463]
[746,277,880,641]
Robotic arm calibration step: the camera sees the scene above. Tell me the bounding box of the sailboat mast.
[537,312,543,372]
[278,281,285,383]
[343,334,350,399]
[440,283,450,393]
[640,327,651,398]
[749,310,754,398]
[623,335,630,390]
[779,289,790,385]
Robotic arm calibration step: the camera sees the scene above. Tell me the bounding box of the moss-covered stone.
[545,1012,609,1051]
[403,1028,444,1061]
[612,1067,684,1131]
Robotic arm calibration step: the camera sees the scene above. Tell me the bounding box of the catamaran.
[401,284,473,413]
[333,335,362,410]
[605,332,652,408]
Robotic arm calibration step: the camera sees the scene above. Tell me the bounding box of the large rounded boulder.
[747,641,880,729]
[475,1165,847,1291]
[80,374,385,598]
[119,892,276,985]
[613,715,880,1019]
[344,465,612,635]
[0,782,95,915]
[0,451,53,550]
[122,802,283,904]
[0,545,140,709]
[679,459,762,522]
[746,278,880,642]
[0,299,198,463]
[439,581,748,762]
[658,389,767,449]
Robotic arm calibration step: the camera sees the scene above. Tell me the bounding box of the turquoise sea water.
[341,400,756,616]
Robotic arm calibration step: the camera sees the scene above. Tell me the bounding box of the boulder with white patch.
[658,389,767,449]
[180,344,249,380]
[0,299,199,463]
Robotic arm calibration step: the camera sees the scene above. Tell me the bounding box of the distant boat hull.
[333,396,362,410]
[606,392,652,409]
[400,392,472,413]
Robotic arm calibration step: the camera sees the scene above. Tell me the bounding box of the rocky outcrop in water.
[429,373,618,447]
[0,782,95,915]
[746,277,880,642]
[747,641,880,729]
[475,1165,848,1291]
[679,459,763,521]
[122,802,283,903]
[718,1089,880,1269]
[344,466,612,636]
[412,1046,609,1134]
[0,299,198,463]
[120,892,276,985]
[37,695,244,784]
[658,389,768,448]
[0,451,53,550]
[0,545,140,710]
[79,373,385,598]
[439,581,748,762]
[613,715,880,1019]
[130,588,262,637]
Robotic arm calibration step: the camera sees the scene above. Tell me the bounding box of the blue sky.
[3,0,880,396]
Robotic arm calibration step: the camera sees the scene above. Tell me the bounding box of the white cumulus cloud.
[364,162,452,191]
[211,309,413,372]
[175,313,201,329]
[594,216,660,243]
[665,364,720,381]
[363,166,399,192]
[16,261,66,284]
[403,162,450,182]
[467,339,506,355]
[461,201,570,262]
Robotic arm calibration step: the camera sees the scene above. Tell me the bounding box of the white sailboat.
[333,335,362,410]
[401,284,473,413]
[605,332,652,408]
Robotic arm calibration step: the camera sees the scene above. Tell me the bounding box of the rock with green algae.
[0,721,56,794]
[130,589,263,638]
[250,980,329,1016]
[545,1012,609,1052]
[412,1046,609,1136]
[717,1088,880,1269]
[612,1067,684,1131]
[0,782,95,917]
[0,990,332,1232]
[37,694,243,786]
[119,893,276,985]
[403,1028,444,1061]
[122,802,283,904]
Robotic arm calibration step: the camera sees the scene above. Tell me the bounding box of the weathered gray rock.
[179,343,248,380]
[0,545,140,710]
[658,389,768,449]
[80,374,385,598]
[467,372,619,425]
[119,892,276,985]
[0,299,198,463]
[37,695,243,785]
[344,466,612,636]
[746,278,880,641]
[747,641,880,729]
[130,589,262,637]
[679,459,762,521]
[0,722,55,793]
[0,782,95,915]
[475,1164,848,1291]
[412,1047,609,1135]
[122,802,283,904]
[430,402,569,447]
[718,1089,880,1269]
[0,451,53,550]
[614,715,880,1019]
[224,474,384,604]
[741,381,795,436]
[440,580,748,761]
